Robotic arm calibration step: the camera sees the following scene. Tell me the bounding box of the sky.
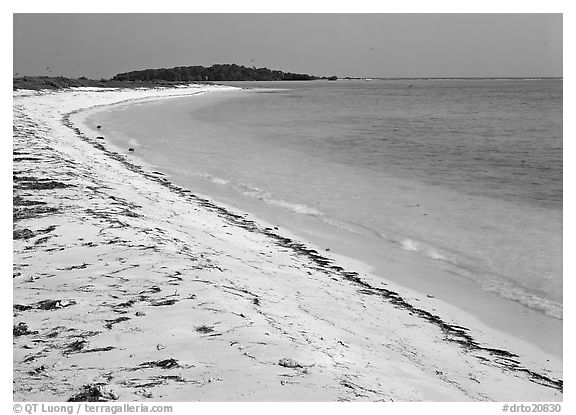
[13,13,563,79]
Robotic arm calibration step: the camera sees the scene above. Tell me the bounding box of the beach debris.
[64,339,87,354]
[34,236,51,245]
[126,379,165,388]
[156,375,187,382]
[253,298,260,306]
[128,148,134,152]
[63,338,115,355]
[156,343,165,350]
[206,377,222,383]
[57,262,89,271]
[81,346,116,354]
[27,365,48,376]
[13,322,38,337]
[96,136,105,140]
[67,384,118,402]
[96,125,102,129]
[138,358,180,369]
[35,299,77,310]
[195,325,215,334]
[113,299,136,311]
[13,304,33,312]
[15,176,72,191]
[149,298,178,307]
[139,285,161,295]
[13,228,35,240]
[278,358,303,369]
[78,330,102,338]
[46,326,69,338]
[104,316,131,329]
[138,390,154,399]
[15,299,76,312]
[127,375,188,388]
[135,311,146,317]
[14,205,59,221]
[427,294,435,299]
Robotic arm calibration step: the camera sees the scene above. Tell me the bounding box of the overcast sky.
[13,13,562,79]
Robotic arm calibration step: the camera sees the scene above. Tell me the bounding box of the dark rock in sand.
[96,125,102,129]
[96,136,104,140]
[128,148,134,152]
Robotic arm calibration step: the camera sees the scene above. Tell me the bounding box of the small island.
[113,64,337,82]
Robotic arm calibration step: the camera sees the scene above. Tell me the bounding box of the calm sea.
[87,79,562,348]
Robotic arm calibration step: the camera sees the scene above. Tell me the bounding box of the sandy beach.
[13,85,563,402]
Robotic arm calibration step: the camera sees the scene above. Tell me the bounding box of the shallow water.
[85,79,562,355]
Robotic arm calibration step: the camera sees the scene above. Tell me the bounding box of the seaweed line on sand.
[61,103,562,393]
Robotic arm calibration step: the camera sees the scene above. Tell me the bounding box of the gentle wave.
[478,275,563,320]
[321,217,386,239]
[319,217,562,319]
[211,177,230,185]
[400,238,448,261]
[398,237,562,319]
[198,172,323,217]
[198,169,562,319]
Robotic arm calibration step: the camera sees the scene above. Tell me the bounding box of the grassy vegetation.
[13,76,212,91]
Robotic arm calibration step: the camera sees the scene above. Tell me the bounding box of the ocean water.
[86,79,562,352]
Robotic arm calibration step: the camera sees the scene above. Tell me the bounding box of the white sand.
[13,85,562,401]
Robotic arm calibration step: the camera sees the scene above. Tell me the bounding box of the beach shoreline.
[80,85,562,358]
[13,85,562,401]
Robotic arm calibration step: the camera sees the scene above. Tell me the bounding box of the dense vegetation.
[112,64,336,82]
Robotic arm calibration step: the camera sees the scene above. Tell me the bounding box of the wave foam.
[198,173,322,217]
[211,177,230,185]
[262,197,322,216]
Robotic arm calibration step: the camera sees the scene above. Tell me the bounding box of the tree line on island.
[112,64,338,82]
[13,64,338,90]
